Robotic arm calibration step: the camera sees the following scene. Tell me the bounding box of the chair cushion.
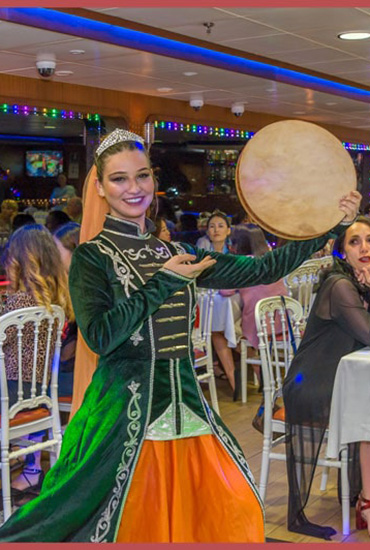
[193,348,206,360]
[6,407,50,427]
[273,406,285,422]
[58,395,72,404]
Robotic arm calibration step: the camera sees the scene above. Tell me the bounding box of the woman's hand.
[355,266,370,287]
[163,253,216,279]
[339,190,361,223]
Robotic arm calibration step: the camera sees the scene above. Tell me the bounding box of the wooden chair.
[256,296,350,536]
[193,289,219,415]
[0,305,65,521]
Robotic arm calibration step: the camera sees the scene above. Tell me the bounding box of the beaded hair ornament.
[95,128,145,159]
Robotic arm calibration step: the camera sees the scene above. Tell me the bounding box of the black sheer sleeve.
[329,278,370,345]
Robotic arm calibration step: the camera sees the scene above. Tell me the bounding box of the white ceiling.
[2,8,370,132]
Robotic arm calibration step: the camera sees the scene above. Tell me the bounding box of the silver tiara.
[95,128,145,158]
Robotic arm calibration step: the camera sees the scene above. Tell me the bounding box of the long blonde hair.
[5,224,74,320]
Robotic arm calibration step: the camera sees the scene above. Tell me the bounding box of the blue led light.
[0,134,63,143]
[1,8,370,104]
[295,373,304,384]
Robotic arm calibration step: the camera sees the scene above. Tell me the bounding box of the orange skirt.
[116,434,264,542]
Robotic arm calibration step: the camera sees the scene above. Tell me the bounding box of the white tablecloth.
[210,292,242,348]
[327,347,370,458]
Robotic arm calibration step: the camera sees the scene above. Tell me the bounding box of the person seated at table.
[11,213,35,232]
[153,216,171,242]
[45,210,71,234]
[2,224,74,498]
[53,222,80,398]
[194,212,211,247]
[0,199,18,233]
[283,216,370,539]
[174,213,202,245]
[212,224,287,398]
[63,196,83,224]
[196,210,231,253]
[50,174,76,208]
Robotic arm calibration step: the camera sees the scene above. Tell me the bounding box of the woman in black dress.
[283,216,370,539]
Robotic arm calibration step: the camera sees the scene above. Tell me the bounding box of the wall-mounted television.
[26,150,63,178]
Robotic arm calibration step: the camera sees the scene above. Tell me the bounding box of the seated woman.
[53,222,80,397]
[196,210,231,252]
[2,224,74,497]
[213,224,287,398]
[283,216,370,539]
[152,216,171,242]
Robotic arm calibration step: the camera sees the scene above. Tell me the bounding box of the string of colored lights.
[154,120,253,140]
[154,120,370,152]
[1,103,100,121]
[343,142,370,151]
[0,109,368,151]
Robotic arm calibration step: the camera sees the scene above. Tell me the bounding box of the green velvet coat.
[0,216,344,542]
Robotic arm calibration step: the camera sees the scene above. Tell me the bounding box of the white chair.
[256,296,350,536]
[285,256,333,329]
[240,338,260,403]
[0,305,65,521]
[58,396,72,433]
[193,289,219,415]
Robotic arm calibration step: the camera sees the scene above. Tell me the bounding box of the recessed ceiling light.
[338,31,370,40]
[183,71,198,77]
[157,87,173,92]
[55,70,74,76]
[69,49,85,55]
[44,124,56,129]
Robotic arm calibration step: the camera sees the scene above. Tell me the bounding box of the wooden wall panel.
[1,73,370,144]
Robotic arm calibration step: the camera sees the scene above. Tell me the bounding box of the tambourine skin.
[236,120,357,240]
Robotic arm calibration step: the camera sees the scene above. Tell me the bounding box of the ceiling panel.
[220,33,341,57]
[269,48,355,67]
[219,8,370,33]
[302,58,370,75]
[0,20,79,49]
[90,8,231,28]
[164,19,282,44]
[1,9,370,133]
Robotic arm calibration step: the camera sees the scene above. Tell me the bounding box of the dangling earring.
[149,176,159,219]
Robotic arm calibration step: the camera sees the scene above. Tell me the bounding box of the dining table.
[209,291,242,348]
[327,347,370,459]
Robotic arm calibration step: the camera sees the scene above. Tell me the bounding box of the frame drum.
[236,120,356,239]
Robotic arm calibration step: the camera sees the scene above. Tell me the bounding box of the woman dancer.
[284,217,370,539]
[0,129,360,542]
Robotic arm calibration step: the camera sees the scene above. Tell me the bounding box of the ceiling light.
[69,49,85,55]
[44,124,56,129]
[183,71,198,76]
[55,70,74,76]
[338,31,370,40]
[157,87,173,92]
